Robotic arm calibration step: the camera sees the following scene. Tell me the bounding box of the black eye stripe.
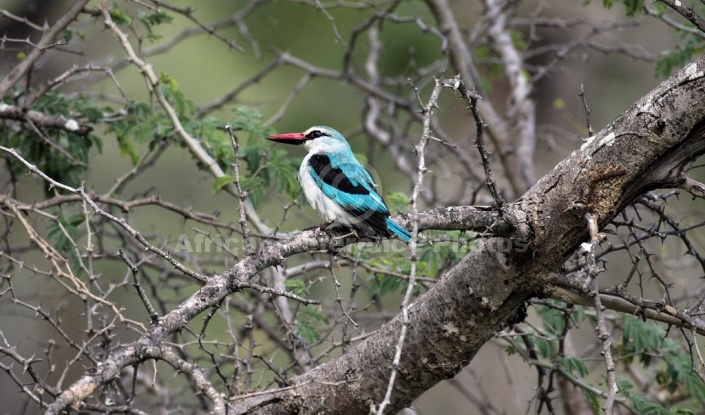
[306,130,329,139]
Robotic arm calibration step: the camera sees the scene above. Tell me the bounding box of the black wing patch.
[308,153,391,237]
[308,154,369,195]
[348,208,391,237]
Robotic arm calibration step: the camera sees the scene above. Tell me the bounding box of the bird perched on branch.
[267,126,411,242]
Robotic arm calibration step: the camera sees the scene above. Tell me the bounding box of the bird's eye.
[306,130,327,139]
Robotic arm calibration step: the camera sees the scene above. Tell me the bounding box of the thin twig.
[374,78,443,415]
[584,212,617,414]
[117,249,159,323]
[235,279,321,305]
[446,76,505,211]
[225,125,253,256]
[578,84,594,137]
[330,256,359,330]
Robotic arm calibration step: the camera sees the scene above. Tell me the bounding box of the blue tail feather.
[386,218,411,242]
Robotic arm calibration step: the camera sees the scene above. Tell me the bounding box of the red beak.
[267,132,306,145]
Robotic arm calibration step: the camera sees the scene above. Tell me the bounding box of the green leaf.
[371,272,405,296]
[189,117,232,170]
[684,372,705,404]
[631,395,670,415]
[534,337,555,359]
[75,95,106,123]
[212,175,234,194]
[110,6,132,25]
[300,307,329,325]
[510,30,527,51]
[241,175,266,207]
[161,80,194,120]
[265,150,299,199]
[106,99,174,158]
[618,378,635,396]
[620,377,675,415]
[386,191,409,213]
[139,10,173,41]
[536,303,566,334]
[229,107,274,144]
[140,10,173,28]
[622,316,665,364]
[241,145,262,173]
[581,388,601,415]
[47,212,82,252]
[559,356,589,378]
[284,279,308,296]
[655,40,705,78]
[62,28,74,43]
[621,0,645,16]
[117,135,140,166]
[592,0,643,16]
[46,212,84,276]
[296,320,320,343]
[160,72,179,92]
[649,2,667,16]
[411,230,475,278]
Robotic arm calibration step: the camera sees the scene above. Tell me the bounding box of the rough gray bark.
[45,55,705,414]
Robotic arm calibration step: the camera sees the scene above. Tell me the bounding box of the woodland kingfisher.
[267,126,411,242]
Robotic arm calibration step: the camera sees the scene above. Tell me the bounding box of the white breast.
[298,154,360,226]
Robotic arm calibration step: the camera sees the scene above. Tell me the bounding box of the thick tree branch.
[680,174,705,199]
[660,0,705,33]
[551,285,705,336]
[0,103,93,136]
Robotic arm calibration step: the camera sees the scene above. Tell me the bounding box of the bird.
[267,126,411,242]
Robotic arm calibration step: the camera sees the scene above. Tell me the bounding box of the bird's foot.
[302,222,335,232]
[336,226,359,240]
[307,222,363,241]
